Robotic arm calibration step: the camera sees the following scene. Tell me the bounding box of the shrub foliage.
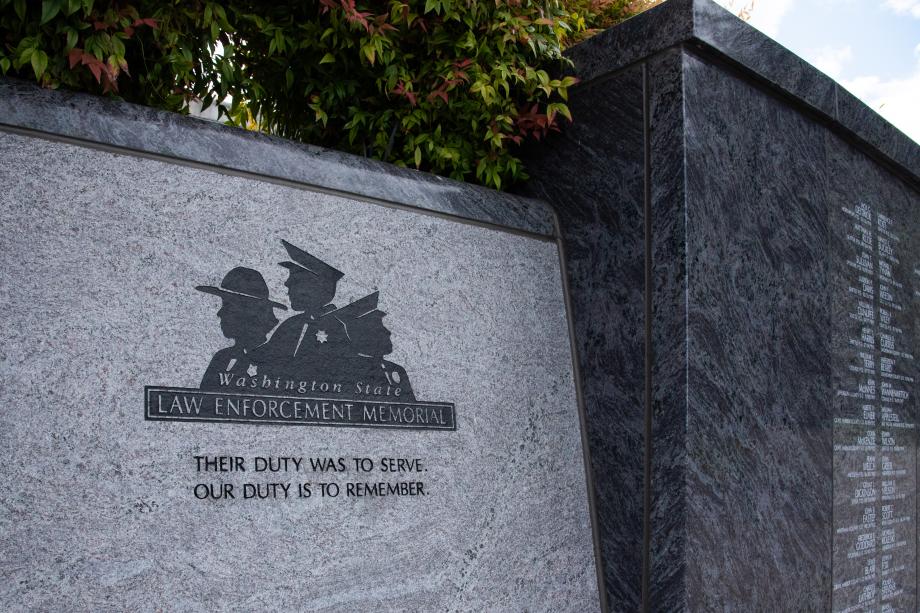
[0,0,648,188]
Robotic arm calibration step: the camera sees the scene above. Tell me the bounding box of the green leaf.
[40,0,62,25]
[31,49,48,79]
[319,53,335,65]
[285,67,294,89]
[14,0,25,21]
[548,102,572,122]
[362,44,375,65]
[18,44,35,66]
[65,28,78,52]
[0,58,10,74]
[414,146,421,168]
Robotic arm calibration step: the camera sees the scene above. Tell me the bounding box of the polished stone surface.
[826,119,919,611]
[689,0,837,119]
[564,0,693,85]
[524,7,920,609]
[0,133,599,611]
[646,49,690,613]
[0,79,556,237]
[681,51,833,610]
[564,0,919,186]
[521,62,647,611]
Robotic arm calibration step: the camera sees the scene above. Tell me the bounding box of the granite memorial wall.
[3,0,920,611]
[0,82,601,610]
[519,0,920,611]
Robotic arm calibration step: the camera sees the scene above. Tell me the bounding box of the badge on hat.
[278,239,345,282]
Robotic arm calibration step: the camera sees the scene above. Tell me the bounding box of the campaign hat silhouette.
[279,239,344,282]
[196,267,287,309]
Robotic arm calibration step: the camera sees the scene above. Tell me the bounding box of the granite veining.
[825,120,919,611]
[0,133,599,611]
[689,0,837,120]
[681,51,834,611]
[564,0,693,85]
[0,78,556,237]
[518,65,647,612]
[524,7,920,610]
[564,0,919,186]
[646,49,690,613]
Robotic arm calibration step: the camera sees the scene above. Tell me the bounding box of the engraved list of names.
[833,201,918,612]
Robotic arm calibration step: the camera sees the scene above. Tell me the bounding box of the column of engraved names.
[875,210,916,610]
[832,202,917,612]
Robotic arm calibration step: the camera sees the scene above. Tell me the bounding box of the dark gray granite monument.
[519,0,920,611]
[3,0,920,611]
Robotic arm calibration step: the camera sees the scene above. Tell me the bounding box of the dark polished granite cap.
[565,0,920,185]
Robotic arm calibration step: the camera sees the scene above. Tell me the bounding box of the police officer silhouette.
[254,239,347,378]
[196,267,286,390]
[331,291,415,401]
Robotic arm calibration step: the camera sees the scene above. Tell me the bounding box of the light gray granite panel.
[0,79,556,237]
[0,133,599,612]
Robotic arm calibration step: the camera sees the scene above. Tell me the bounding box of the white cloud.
[883,0,920,18]
[713,0,794,37]
[810,45,853,79]
[840,44,920,144]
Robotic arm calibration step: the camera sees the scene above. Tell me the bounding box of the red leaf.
[132,17,157,29]
[392,82,418,107]
[68,48,83,69]
[101,74,117,94]
[427,89,448,105]
[93,21,107,30]
[123,26,134,37]
[87,61,102,83]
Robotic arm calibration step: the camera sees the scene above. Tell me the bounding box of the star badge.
[247,364,258,377]
[315,330,328,344]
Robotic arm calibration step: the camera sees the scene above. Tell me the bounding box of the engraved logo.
[145,239,455,430]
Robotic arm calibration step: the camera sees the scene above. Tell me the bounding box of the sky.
[713,0,920,144]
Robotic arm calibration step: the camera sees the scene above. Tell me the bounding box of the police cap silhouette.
[279,239,344,282]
